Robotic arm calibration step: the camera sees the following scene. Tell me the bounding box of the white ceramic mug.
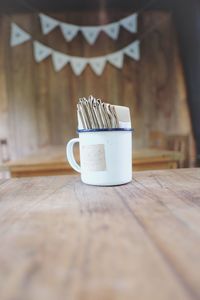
[66,128,133,186]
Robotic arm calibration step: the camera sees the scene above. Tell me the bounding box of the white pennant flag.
[10,23,31,47]
[33,41,52,63]
[107,51,124,69]
[60,23,79,42]
[52,51,69,72]
[89,57,106,75]
[103,22,119,40]
[120,13,138,33]
[70,57,88,76]
[81,27,100,45]
[39,13,59,34]
[124,40,140,61]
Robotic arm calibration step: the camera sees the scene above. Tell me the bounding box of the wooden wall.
[0,11,193,160]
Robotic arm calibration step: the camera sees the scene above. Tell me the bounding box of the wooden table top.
[0,168,199,300]
[4,146,182,172]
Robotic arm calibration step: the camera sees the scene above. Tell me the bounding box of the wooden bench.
[3,146,183,177]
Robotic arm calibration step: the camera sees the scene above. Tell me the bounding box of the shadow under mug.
[66,128,133,186]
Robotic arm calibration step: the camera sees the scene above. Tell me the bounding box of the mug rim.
[77,128,134,133]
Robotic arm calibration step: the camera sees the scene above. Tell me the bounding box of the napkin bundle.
[77,95,131,129]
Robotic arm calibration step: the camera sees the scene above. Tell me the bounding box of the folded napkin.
[77,95,131,130]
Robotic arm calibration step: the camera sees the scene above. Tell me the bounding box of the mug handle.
[66,138,81,173]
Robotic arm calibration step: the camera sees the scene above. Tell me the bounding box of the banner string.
[8,13,170,52]
[1,0,171,75]
[1,0,166,46]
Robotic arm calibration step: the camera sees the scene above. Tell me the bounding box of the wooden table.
[0,168,199,300]
[4,146,183,177]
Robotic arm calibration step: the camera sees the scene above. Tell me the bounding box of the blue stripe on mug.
[77,128,134,133]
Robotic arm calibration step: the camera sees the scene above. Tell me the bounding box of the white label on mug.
[81,144,106,172]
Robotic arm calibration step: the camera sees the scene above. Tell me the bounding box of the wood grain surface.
[0,168,199,300]
[0,11,193,161]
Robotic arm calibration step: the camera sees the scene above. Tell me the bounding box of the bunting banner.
[33,39,140,76]
[39,13,59,34]
[124,40,140,60]
[38,13,138,45]
[102,23,120,40]
[119,14,138,33]
[33,41,52,62]
[107,51,124,69]
[89,57,106,76]
[10,23,31,46]
[10,23,140,76]
[60,23,79,42]
[52,51,70,71]
[81,26,101,45]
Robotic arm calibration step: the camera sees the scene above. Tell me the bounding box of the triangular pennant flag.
[39,13,59,35]
[107,51,124,69]
[120,13,138,33]
[70,57,88,76]
[10,23,31,47]
[52,51,69,72]
[33,41,52,63]
[60,23,79,42]
[81,27,100,45]
[89,57,106,75]
[124,40,140,61]
[102,22,120,40]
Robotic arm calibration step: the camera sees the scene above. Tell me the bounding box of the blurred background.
[0,0,200,177]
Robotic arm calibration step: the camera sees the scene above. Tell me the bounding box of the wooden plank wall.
[0,11,193,160]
